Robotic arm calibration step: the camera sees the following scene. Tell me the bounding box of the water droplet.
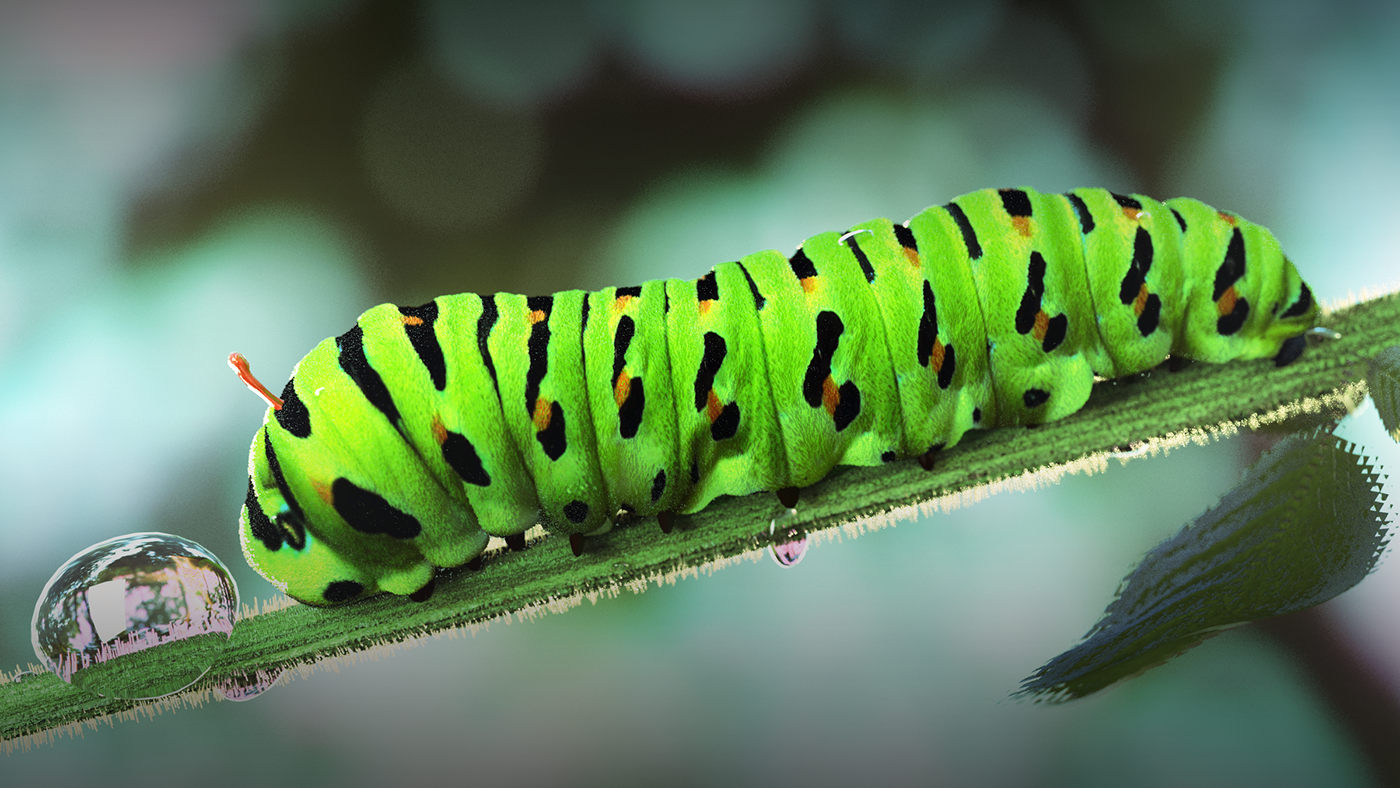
[215,668,283,702]
[31,533,239,699]
[768,508,808,568]
[8,670,40,685]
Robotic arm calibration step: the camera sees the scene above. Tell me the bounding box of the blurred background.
[2,0,1399,785]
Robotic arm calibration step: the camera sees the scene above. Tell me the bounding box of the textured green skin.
[240,187,1319,605]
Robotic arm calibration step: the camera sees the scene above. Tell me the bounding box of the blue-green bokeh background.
[2,1,1399,785]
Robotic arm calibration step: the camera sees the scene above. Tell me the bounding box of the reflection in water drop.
[31,533,239,699]
[768,508,808,568]
[216,668,283,702]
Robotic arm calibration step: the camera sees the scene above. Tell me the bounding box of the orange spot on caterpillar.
[931,338,945,372]
[1011,216,1033,238]
[1218,211,1237,226]
[431,414,447,445]
[401,315,424,326]
[614,371,631,408]
[532,397,553,431]
[1032,310,1049,341]
[706,389,723,423]
[1217,286,1239,317]
[528,309,547,325]
[800,277,817,294]
[699,299,714,316]
[1122,207,1143,223]
[614,295,634,311]
[312,479,333,505]
[822,375,839,417]
[1134,283,1150,316]
[228,353,284,410]
[902,246,921,268]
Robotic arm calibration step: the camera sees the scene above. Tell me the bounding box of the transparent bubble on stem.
[31,533,239,700]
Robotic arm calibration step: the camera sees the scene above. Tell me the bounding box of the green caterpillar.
[235,187,1319,606]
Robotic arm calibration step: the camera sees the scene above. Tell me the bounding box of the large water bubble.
[32,533,239,699]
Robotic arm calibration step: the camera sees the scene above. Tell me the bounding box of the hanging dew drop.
[31,533,240,699]
[767,508,808,568]
[215,668,284,702]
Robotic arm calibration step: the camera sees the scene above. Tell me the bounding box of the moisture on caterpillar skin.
[235,187,1320,606]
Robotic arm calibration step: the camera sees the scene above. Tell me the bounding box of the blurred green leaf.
[1017,427,1391,703]
[1369,345,1400,442]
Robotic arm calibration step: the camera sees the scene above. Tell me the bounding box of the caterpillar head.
[232,342,485,606]
[1166,199,1319,365]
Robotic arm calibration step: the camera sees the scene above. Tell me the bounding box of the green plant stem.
[4,291,1396,746]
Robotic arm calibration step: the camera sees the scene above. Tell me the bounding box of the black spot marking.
[893,223,918,251]
[832,382,861,431]
[881,450,898,463]
[1213,229,1247,301]
[399,301,446,391]
[917,281,938,367]
[937,344,955,389]
[337,324,400,427]
[843,232,876,283]
[651,469,666,503]
[612,316,635,386]
[999,188,1032,217]
[1023,389,1050,409]
[693,332,727,411]
[690,459,700,485]
[789,248,818,280]
[524,297,567,459]
[803,311,862,431]
[1119,228,1155,303]
[1274,334,1307,367]
[736,261,766,309]
[613,316,645,439]
[1138,296,1162,337]
[616,285,642,299]
[245,478,290,552]
[1016,251,1048,334]
[1065,192,1094,234]
[275,379,311,438]
[477,295,499,387]
[1170,208,1187,233]
[1111,192,1142,211]
[1111,228,1161,336]
[696,270,719,302]
[618,378,644,439]
[563,500,589,524]
[1280,282,1313,319]
[710,402,740,441]
[323,581,364,604]
[536,401,567,460]
[1214,229,1250,336]
[944,202,982,259]
[803,312,842,408]
[263,432,307,550]
[972,407,982,422]
[580,295,589,332]
[1042,314,1068,353]
[331,477,422,539]
[442,431,491,486]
